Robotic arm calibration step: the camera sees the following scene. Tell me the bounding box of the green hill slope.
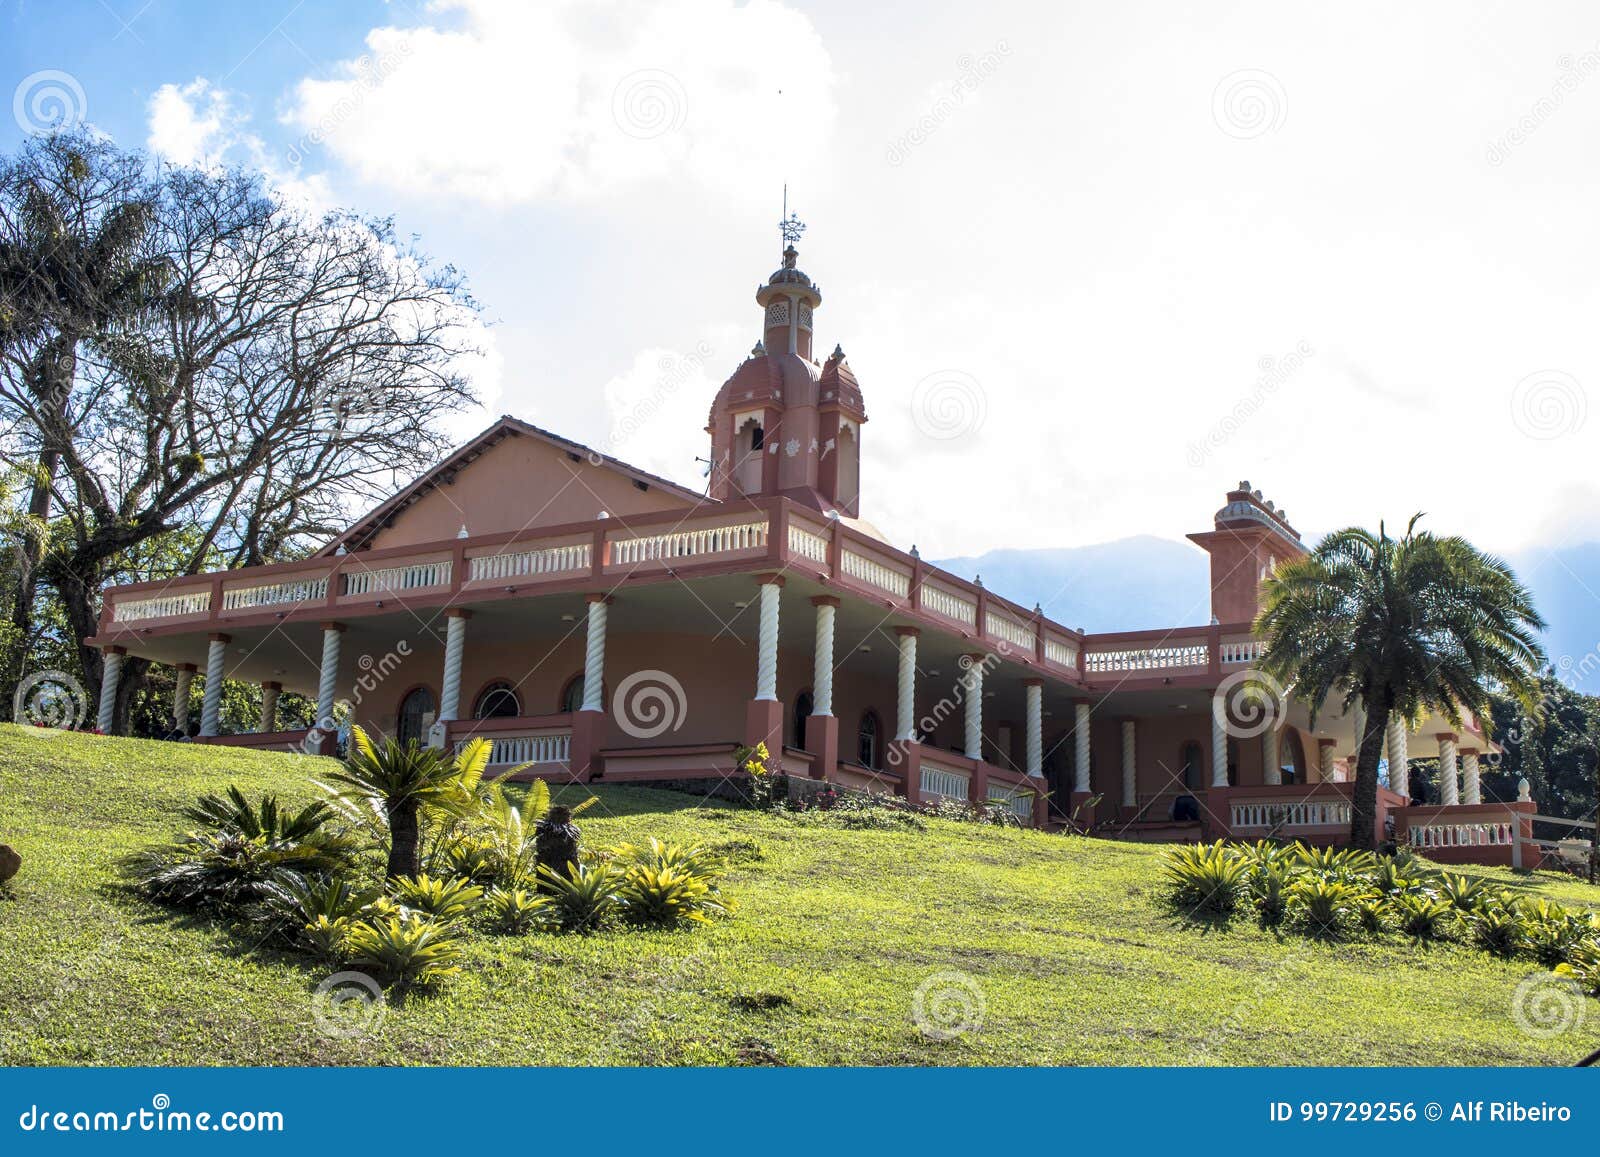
[0,725,1595,1066]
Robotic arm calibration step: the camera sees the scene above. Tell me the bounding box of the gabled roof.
[318,415,711,555]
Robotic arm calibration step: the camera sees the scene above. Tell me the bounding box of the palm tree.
[326,726,490,880]
[1256,515,1546,847]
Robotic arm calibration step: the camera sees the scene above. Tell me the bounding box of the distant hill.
[934,535,1211,634]
[937,536,1600,683]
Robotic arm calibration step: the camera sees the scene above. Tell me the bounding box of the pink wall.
[365,435,693,551]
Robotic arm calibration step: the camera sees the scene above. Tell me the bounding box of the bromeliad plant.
[345,915,466,989]
[613,839,735,929]
[1161,841,1249,916]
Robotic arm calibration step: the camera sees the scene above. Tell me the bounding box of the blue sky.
[4,0,1600,585]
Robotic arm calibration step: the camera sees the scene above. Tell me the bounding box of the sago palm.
[1256,515,1545,847]
[326,726,490,880]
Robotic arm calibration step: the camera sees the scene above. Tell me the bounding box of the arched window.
[857,711,882,769]
[1180,741,1204,790]
[793,691,813,749]
[733,417,764,495]
[560,674,585,714]
[397,686,436,747]
[474,681,521,719]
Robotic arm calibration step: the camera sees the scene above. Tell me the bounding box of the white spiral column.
[259,682,280,733]
[201,634,229,737]
[173,663,195,733]
[1211,707,1229,788]
[96,647,124,734]
[1318,739,1337,782]
[1386,717,1409,798]
[962,655,984,760]
[581,597,609,712]
[312,625,343,741]
[1120,719,1136,807]
[755,581,781,701]
[1262,727,1281,785]
[1462,749,1481,804]
[1074,702,1091,792]
[811,598,836,717]
[1024,680,1043,779]
[895,629,919,741]
[1437,734,1459,806]
[438,610,470,721]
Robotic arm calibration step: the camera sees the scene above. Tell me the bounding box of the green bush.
[613,839,735,928]
[1556,941,1600,996]
[1515,899,1591,968]
[483,886,551,935]
[1291,876,1369,935]
[1161,842,1248,915]
[345,915,465,988]
[1391,893,1452,941]
[1435,873,1490,914]
[1249,861,1292,924]
[1467,904,1526,958]
[537,861,620,934]
[390,873,483,923]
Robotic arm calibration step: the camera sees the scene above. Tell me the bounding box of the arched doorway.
[793,691,813,749]
[397,686,436,747]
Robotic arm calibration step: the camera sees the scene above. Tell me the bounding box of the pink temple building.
[87,241,1530,863]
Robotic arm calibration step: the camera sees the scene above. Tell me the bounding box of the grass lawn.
[0,724,1596,1066]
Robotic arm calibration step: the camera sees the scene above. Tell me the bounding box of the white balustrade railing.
[610,520,768,565]
[985,611,1035,651]
[787,524,829,564]
[1230,799,1352,830]
[470,542,591,582]
[111,589,213,622]
[1044,637,1079,668]
[1407,820,1516,849]
[921,583,977,626]
[987,784,1035,820]
[221,577,329,611]
[342,560,452,596]
[920,762,971,801]
[1083,643,1209,674]
[1220,638,1267,665]
[461,731,572,766]
[841,549,911,597]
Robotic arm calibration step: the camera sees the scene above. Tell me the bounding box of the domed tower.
[706,241,867,516]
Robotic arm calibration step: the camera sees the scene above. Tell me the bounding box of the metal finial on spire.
[779,183,805,252]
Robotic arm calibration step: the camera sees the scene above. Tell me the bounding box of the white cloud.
[282,0,836,206]
[147,79,243,168]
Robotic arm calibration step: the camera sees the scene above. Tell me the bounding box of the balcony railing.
[98,497,1279,696]
[920,759,971,801]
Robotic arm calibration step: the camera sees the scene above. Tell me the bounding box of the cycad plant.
[326,727,491,880]
[345,916,465,988]
[1161,841,1248,915]
[1257,517,1545,846]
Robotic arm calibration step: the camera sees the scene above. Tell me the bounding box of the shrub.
[264,874,376,957]
[1161,841,1248,915]
[345,915,465,988]
[1291,876,1369,935]
[1556,941,1600,996]
[1515,900,1590,968]
[1435,873,1490,914]
[1371,855,1419,896]
[390,873,483,923]
[483,886,551,935]
[1354,896,1388,934]
[1391,893,1453,941]
[537,861,620,933]
[1468,906,1526,958]
[121,787,359,913]
[1249,861,1293,924]
[1293,844,1376,881]
[613,839,735,928]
